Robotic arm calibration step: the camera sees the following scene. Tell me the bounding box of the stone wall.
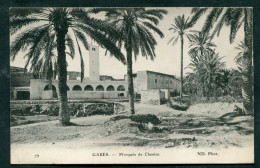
[67,91,127,99]
[146,71,180,91]
[10,73,34,87]
[141,90,165,105]
[30,79,128,100]
[42,90,53,100]
[135,71,181,95]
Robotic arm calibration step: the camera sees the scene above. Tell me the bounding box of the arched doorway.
[117,85,125,91]
[107,85,115,91]
[43,84,58,98]
[96,85,104,91]
[84,85,93,91]
[72,85,82,91]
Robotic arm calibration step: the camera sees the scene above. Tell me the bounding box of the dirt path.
[11,102,253,150]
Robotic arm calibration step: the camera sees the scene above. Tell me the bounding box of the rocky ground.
[11,102,254,149]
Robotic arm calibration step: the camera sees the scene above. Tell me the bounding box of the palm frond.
[10,18,41,34]
[229,8,243,43]
[10,25,50,61]
[74,31,84,82]
[201,8,223,34]
[143,9,168,20]
[10,8,43,18]
[65,34,75,59]
[72,28,89,50]
[76,24,126,64]
[142,21,164,38]
[188,8,208,28]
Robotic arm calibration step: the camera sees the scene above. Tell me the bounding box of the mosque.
[10,44,181,101]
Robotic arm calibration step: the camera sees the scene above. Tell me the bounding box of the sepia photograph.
[9,7,254,164]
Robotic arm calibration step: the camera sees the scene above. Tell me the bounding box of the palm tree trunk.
[242,8,253,115]
[126,45,135,115]
[56,29,70,125]
[180,34,184,97]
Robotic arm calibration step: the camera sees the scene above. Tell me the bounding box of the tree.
[10,8,125,125]
[188,31,216,59]
[190,7,253,115]
[168,15,193,97]
[234,41,247,66]
[186,51,225,97]
[215,69,243,98]
[28,33,58,91]
[92,8,167,115]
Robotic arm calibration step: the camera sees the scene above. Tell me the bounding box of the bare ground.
[11,102,254,150]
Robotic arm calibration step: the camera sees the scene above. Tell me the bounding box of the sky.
[10,7,244,79]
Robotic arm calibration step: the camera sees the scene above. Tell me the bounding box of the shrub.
[170,103,189,111]
[170,89,180,97]
[172,96,191,105]
[11,105,34,116]
[168,96,190,111]
[110,115,130,121]
[68,103,83,116]
[40,104,59,116]
[188,95,242,105]
[130,114,161,125]
[110,114,161,125]
[84,103,114,116]
[30,105,41,114]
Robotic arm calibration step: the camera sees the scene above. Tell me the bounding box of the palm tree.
[92,8,168,115]
[168,15,193,97]
[215,69,243,98]
[189,7,253,115]
[10,8,125,125]
[186,51,225,97]
[28,33,57,90]
[234,41,247,66]
[188,31,216,59]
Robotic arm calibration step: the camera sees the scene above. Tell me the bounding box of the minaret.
[89,44,100,81]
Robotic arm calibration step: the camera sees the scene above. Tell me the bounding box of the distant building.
[134,70,180,99]
[10,44,180,100]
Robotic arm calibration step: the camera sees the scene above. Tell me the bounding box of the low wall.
[30,79,127,100]
[42,90,53,100]
[67,91,127,99]
[141,90,165,105]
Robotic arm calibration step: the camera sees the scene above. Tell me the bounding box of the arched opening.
[117,85,125,91]
[96,85,104,91]
[72,85,82,91]
[66,85,70,91]
[44,84,56,91]
[43,84,57,98]
[106,85,115,91]
[84,85,93,91]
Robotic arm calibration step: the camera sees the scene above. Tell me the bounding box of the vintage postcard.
[10,7,254,164]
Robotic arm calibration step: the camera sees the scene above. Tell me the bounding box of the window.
[44,85,56,91]
[84,85,93,91]
[107,85,115,91]
[92,48,96,51]
[155,79,157,83]
[117,85,125,91]
[72,85,82,91]
[96,85,104,91]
